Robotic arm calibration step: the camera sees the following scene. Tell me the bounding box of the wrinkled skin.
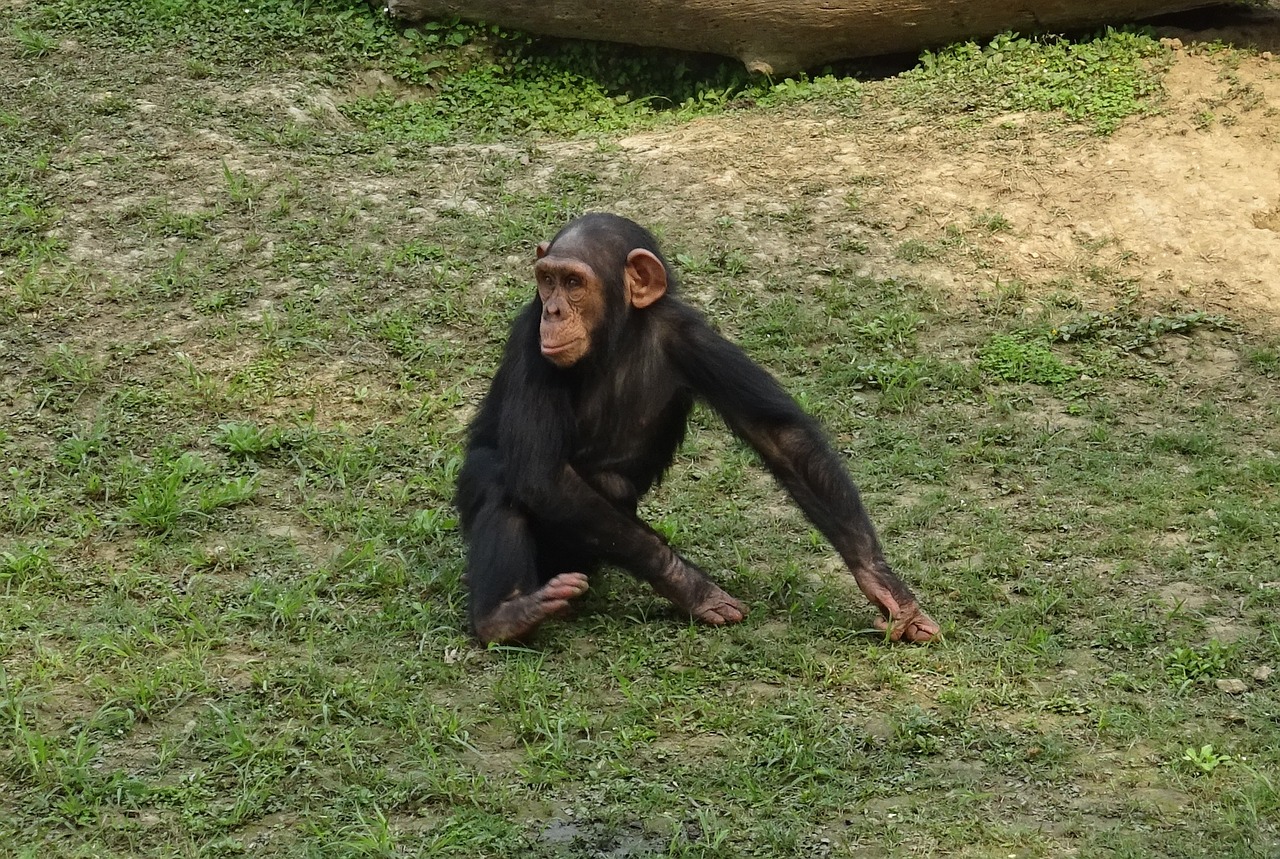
[472,573,591,645]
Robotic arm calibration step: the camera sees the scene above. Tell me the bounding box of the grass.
[898,29,1170,133]
[1,2,1279,857]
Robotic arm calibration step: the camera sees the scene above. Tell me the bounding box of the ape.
[455,213,939,645]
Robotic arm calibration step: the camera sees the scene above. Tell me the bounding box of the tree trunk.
[382,0,1214,74]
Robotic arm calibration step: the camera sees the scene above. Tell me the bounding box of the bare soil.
[601,41,1280,325]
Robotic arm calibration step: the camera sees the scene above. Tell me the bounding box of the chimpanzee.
[455,213,939,645]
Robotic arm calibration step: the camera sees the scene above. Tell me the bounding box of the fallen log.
[381,0,1215,74]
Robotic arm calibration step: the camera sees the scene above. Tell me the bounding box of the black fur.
[456,213,921,637]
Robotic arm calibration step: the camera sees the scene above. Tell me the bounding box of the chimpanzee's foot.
[690,587,748,625]
[874,603,939,642]
[473,572,590,644]
[652,557,748,625]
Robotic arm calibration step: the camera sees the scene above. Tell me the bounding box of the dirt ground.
[588,31,1280,327]
[44,11,1280,334]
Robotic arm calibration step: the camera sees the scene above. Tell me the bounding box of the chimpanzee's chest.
[570,372,692,491]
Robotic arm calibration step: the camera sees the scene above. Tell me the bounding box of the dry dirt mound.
[603,46,1280,325]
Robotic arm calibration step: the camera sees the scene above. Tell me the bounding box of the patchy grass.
[898,29,1171,133]
[1,2,1278,857]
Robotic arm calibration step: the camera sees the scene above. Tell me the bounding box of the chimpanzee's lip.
[540,340,575,355]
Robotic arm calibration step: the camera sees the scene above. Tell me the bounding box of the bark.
[382,0,1213,74]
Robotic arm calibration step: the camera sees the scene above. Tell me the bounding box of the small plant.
[222,160,262,209]
[150,206,213,240]
[405,507,458,542]
[43,344,99,388]
[1166,640,1236,691]
[143,248,201,298]
[979,333,1080,385]
[895,238,941,263]
[901,29,1168,133]
[1244,343,1279,376]
[0,545,56,587]
[122,453,257,534]
[213,421,280,458]
[387,239,446,269]
[974,211,1012,233]
[124,467,187,533]
[1182,744,1230,775]
[891,706,946,755]
[192,279,261,314]
[55,427,105,472]
[850,310,923,351]
[184,58,213,79]
[1053,306,1233,352]
[13,23,56,58]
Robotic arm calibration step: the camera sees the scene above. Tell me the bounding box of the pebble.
[1215,678,1248,695]
[1253,665,1274,683]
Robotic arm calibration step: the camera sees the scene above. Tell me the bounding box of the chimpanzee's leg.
[554,470,747,625]
[456,450,589,644]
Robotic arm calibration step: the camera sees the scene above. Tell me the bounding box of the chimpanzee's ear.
[625,249,668,309]
[535,241,551,260]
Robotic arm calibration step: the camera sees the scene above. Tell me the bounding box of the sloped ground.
[608,46,1280,323]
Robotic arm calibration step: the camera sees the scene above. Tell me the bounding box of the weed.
[192,278,261,314]
[1182,743,1230,775]
[213,421,281,459]
[1166,640,1237,690]
[891,706,947,755]
[1053,305,1234,352]
[0,545,58,588]
[895,238,941,263]
[0,183,61,260]
[979,333,1080,385]
[12,22,56,58]
[974,211,1012,233]
[901,29,1168,133]
[43,345,97,387]
[1244,343,1280,376]
[122,453,257,534]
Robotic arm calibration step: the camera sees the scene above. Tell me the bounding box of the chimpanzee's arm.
[668,311,937,641]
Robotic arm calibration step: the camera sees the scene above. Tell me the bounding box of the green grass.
[898,29,1170,133]
[979,333,1081,385]
[18,0,1167,143]
[1,2,1278,857]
